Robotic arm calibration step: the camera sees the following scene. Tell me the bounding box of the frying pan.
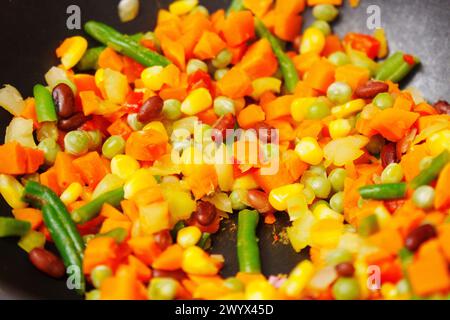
[0,0,448,300]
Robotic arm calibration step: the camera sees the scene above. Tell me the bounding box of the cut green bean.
[375,51,420,83]
[84,21,170,67]
[95,227,127,243]
[237,209,261,273]
[77,46,105,71]
[227,0,244,15]
[410,150,450,190]
[33,84,58,123]
[72,188,125,224]
[0,217,31,237]
[359,183,407,200]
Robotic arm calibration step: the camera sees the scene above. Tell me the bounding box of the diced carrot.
[128,255,152,282]
[367,227,403,255]
[275,0,306,15]
[160,36,186,70]
[107,117,133,139]
[391,201,426,238]
[128,236,162,265]
[228,43,248,65]
[210,9,226,34]
[98,48,124,72]
[197,108,219,127]
[0,142,27,175]
[25,147,45,174]
[238,104,266,129]
[266,119,296,141]
[237,39,278,79]
[293,52,320,77]
[222,11,255,47]
[438,224,450,262]
[54,152,83,190]
[152,244,184,271]
[393,92,414,111]
[264,95,295,120]
[20,98,39,129]
[274,12,303,42]
[294,81,320,98]
[193,31,227,60]
[434,163,450,210]
[295,120,323,139]
[12,208,43,230]
[400,144,429,182]
[83,237,119,274]
[80,91,100,116]
[216,67,253,99]
[261,9,276,31]
[322,35,344,57]
[100,218,132,236]
[125,130,169,162]
[185,165,218,200]
[307,0,343,5]
[304,58,336,93]
[73,74,102,97]
[159,87,188,101]
[72,152,108,188]
[369,109,419,142]
[40,167,61,195]
[100,203,128,221]
[335,64,370,91]
[121,200,139,222]
[413,102,438,116]
[243,0,273,17]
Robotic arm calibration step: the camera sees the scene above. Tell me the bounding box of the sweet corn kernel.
[281,260,315,298]
[0,174,27,209]
[374,205,392,228]
[182,246,219,276]
[124,169,158,199]
[60,182,83,206]
[309,219,344,248]
[169,0,198,15]
[300,28,326,55]
[181,88,213,116]
[291,98,317,121]
[286,193,309,221]
[143,121,169,140]
[331,99,366,118]
[56,36,88,69]
[251,77,282,100]
[381,283,398,299]
[354,258,370,299]
[141,66,164,91]
[426,129,450,156]
[295,137,323,165]
[313,204,344,222]
[111,155,141,180]
[95,68,105,89]
[232,174,259,191]
[177,226,202,248]
[245,280,278,300]
[329,119,352,139]
[269,184,304,211]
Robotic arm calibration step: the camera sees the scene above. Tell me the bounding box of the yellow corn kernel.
[295,137,323,165]
[329,119,352,139]
[182,246,219,276]
[141,66,164,91]
[374,205,392,228]
[269,184,304,211]
[286,193,309,221]
[95,68,105,89]
[250,77,282,100]
[232,174,259,191]
[374,28,388,59]
[0,174,27,209]
[169,0,198,15]
[181,88,212,116]
[312,204,344,222]
[354,258,370,299]
[331,99,366,118]
[426,129,450,156]
[381,283,398,299]
[143,121,168,140]
[60,182,83,206]
[124,169,158,200]
[177,226,202,248]
[291,97,317,121]
[300,28,326,55]
[245,280,278,300]
[281,260,315,298]
[56,36,88,69]
[111,155,140,180]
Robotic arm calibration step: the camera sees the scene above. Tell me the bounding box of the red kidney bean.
[58,112,89,131]
[433,100,450,115]
[152,269,187,282]
[381,142,398,167]
[138,96,163,123]
[253,122,277,144]
[355,81,389,99]
[52,83,76,119]
[335,262,355,277]
[247,190,273,214]
[405,224,437,252]
[192,201,217,226]
[212,113,236,143]
[153,230,173,251]
[29,248,65,279]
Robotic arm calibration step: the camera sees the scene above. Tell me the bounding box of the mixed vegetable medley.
[0,0,450,300]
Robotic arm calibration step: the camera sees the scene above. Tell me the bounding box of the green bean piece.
[84,21,170,67]
[0,218,31,237]
[95,227,128,243]
[255,19,299,93]
[77,46,105,71]
[42,205,85,294]
[237,209,261,274]
[358,214,379,237]
[359,183,407,200]
[72,188,125,224]
[197,232,211,250]
[375,51,420,83]
[129,32,144,43]
[23,181,85,257]
[171,221,186,239]
[410,150,450,190]
[227,0,244,15]
[33,84,58,123]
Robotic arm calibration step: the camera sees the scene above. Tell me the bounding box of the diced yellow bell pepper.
[331,99,366,118]
[309,219,344,249]
[312,204,344,222]
[56,36,88,69]
[143,121,169,140]
[111,155,141,180]
[124,169,158,200]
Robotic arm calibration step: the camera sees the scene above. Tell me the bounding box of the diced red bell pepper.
[343,33,381,59]
[187,70,214,95]
[124,91,144,113]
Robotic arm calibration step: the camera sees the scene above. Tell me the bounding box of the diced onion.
[5,117,36,148]
[118,0,140,23]
[0,85,26,116]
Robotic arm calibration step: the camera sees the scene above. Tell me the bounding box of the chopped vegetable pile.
[0,0,449,300]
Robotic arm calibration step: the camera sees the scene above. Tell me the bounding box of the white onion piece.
[0,85,26,116]
[118,0,140,23]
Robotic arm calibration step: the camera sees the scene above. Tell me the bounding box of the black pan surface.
[0,0,448,300]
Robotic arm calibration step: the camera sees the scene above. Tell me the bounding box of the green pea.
[311,20,331,36]
[310,200,330,212]
[127,113,144,131]
[326,248,353,266]
[373,93,394,110]
[306,175,331,199]
[187,59,208,75]
[419,156,433,171]
[381,163,404,184]
[37,121,58,142]
[91,265,113,289]
[38,138,61,165]
[148,278,178,300]
[230,189,248,211]
[308,165,327,177]
[332,277,361,300]
[102,135,126,159]
[191,5,209,16]
[366,135,385,155]
[64,130,90,156]
[212,49,233,69]
[330,191,344,213]
[327,82,352,105]
[85,289,101,300]
[412,185,435,210]
[328,52,350,67]
[214,96,236,116]
[306,99,331,120]
[302,186,316,204]
[328,168,347,192]
[214,68,229,81]
[223,277,245,292]
[396,279,411,295]
[313,4,339,22]
[162,99,183,120]
[87,130,102,151]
